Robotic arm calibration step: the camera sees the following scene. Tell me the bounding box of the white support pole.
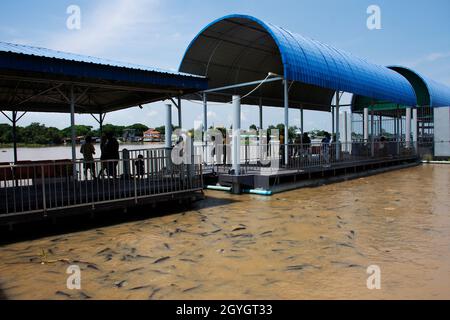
[331,106,335,138]
[379,115,383,136]
[259,98,263,131]
[283,80,289,166]
[343,111,348,152]
[70,86,77,178]
[203,93,207,142]
[232,95,241,176]
[178,96,182,129]
[335,91,340,161]
[300,107,304,134]
[165,103,172,149]
[363,107,369,142]
[12,111,18,164]
[406,107,412,148]
[413,107,418,152]
[371,107,375,157]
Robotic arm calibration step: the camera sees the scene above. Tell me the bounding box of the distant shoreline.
[0,142,164,149]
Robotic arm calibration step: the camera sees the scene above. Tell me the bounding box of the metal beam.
[203,76,283,94]
[0,74,185,95]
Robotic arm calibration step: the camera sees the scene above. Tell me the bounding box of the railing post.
[122,149,131,178]
[413,107,418,155]
[41,165,47,216]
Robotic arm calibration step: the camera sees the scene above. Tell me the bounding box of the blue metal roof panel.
[388,65,450,107]
[181,14,417,106]
[427,78,450,107]
[0,41,203,78]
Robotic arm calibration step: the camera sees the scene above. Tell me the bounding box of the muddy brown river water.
[0,164,449,300]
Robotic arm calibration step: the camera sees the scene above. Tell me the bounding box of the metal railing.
[194,140,418,174]
[0,147,202,217]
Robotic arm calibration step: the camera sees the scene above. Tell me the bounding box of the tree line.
[0,123,157,145]
[0,121,330,146]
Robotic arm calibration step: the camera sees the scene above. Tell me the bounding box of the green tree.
[127,123,149,136]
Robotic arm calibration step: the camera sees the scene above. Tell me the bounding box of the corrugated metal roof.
[389,66,450,107]
[180,14,417,107]
[0,41,203,78]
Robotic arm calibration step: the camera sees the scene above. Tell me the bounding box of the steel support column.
[12,111,18,164]
[406,107,412,148]
[165,104,172,149]
[371,107,375,157]
[331,106,335,139]
[283,80,289,166]
[258,98,263,131]
[232,95,241,176]
[335,91,340,161]
[363,107,369,142]
[300,107,304,134]
[413,107,418,153]
[202,93,207,143]
[69,86,78,178]
[178,96,182,129]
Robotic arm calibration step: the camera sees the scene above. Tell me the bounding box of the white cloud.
[48,0,161,56]
[147,110,159,118]
[409,51,450,67]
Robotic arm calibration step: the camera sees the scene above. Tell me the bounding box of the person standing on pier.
[104,132,120,178]
[80,136,96,179]
[321,132,331,164]
[97,134,108,178]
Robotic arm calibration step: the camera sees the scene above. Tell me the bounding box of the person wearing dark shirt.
[104,132,120,178]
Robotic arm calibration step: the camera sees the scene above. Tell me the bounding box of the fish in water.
[129,285,152,291]
[153,256,170,264]
[55,291,71,298]
[286,264,321,271]
[87,264,100,271]
[79,292,91,299]
[114,280,128,288]
[183,285,202,293]
[149,288,161,299]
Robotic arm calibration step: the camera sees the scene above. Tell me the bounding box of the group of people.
[292,131,333,163]
[80,132,120,179]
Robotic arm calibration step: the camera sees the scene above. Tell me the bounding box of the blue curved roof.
[180,14,417,106]
[389,66,450,107]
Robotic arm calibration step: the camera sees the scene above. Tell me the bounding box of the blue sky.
[1,0,449,131]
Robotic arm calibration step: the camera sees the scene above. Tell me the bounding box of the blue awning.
[0,41,208,113]
[180,14,417,109]
[389,66,450,107]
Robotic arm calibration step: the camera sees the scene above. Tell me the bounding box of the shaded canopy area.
[179,14,417,111]
[0,42,207,114]
[352,66,450,114]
